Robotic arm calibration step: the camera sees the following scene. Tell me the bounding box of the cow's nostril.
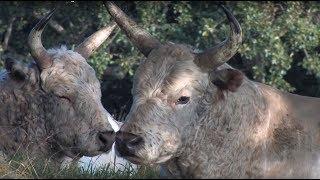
[98,133,108,144]
[98,131,115,145]
[115,131,143,157]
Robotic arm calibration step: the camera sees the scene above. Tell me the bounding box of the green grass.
[0,153,160,179]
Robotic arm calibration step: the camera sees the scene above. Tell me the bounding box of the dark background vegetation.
[0,1,319,120]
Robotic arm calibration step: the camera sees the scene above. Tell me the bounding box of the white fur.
[78,143,138,173]
[62,119,138,173]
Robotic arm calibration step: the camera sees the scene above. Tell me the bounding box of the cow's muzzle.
[97,130,116,152]
[115,131,144,158]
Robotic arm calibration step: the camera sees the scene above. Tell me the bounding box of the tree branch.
[3,17,16,51]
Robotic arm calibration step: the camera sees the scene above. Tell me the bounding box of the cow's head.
[6,9,120,158]
[105,2,244,164]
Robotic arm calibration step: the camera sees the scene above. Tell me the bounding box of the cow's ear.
[4,57,28,81]
[210,68,244,92]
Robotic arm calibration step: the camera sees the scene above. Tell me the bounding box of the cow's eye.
[176,96,190,105]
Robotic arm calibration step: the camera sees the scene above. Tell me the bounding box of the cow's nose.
[115,131,144,157]
[97,130,115,151]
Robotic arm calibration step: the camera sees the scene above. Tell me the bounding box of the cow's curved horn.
[28,9,55,69]
[195,5,242,71]
[75,21,117,59]
[104,1,161,57]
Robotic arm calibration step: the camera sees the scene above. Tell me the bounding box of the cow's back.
[0,68,50,158]
[251,82,320,178]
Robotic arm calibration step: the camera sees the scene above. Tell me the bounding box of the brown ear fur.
[4,58,27,81]
[211,68,244,92]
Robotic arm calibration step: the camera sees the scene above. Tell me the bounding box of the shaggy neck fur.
[0,64,66,163]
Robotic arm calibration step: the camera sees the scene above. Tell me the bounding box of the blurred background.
[0,1,319,120]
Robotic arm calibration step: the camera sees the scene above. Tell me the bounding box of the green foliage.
[235,2,320,91]
[0,1,319,92]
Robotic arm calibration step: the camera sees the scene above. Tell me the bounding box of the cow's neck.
[255,82,320,177]
[170,78,320,178]
[0,71,62,162]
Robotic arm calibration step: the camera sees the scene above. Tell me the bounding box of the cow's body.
[105,2,320,178]
[161,64,320,178]
[0,64,57,161]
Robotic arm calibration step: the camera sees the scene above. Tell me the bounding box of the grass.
[0,153,160,179]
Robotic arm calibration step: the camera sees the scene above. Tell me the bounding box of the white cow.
[106,2,320,178]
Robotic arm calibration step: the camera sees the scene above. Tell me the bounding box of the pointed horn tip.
[103,1,114,6]
[103,1,115,9]
[219,5,234,22]
[218,4,234,18]
[104,0,161,57]
[98,21,117,32]
[219,4,228,12]
[74,21,118,59]
[219,5,242,36]
[32,9,56,32]
[28,9,55,69]
[104,1,125,16]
